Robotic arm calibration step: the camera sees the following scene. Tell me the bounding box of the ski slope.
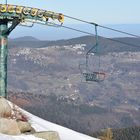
[0,102,100,140]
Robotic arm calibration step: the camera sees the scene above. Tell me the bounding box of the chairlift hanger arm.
[86,25,98,55]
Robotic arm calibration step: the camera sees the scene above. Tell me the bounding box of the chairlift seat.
[83,72,105,82]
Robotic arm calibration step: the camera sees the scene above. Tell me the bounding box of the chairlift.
[79,25,106,82]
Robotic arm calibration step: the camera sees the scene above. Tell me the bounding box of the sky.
[1,0,140,40]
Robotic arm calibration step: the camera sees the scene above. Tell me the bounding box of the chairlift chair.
[79,25,106,82]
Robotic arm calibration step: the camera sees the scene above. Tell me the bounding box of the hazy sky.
[1,0,140,39]
[3,0,140,24]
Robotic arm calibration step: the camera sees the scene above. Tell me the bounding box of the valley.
[7,36,140,135]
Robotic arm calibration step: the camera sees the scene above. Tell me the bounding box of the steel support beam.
[0,20,8,98]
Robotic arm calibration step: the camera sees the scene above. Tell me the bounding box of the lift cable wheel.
[0,4,64,26]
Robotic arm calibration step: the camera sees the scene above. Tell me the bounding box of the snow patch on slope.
[23,109,100,140]
[0,133,44,140]
[0,101,100,140]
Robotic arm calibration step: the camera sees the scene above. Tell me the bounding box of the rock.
[0,118,21,135]
[17,120,32,133]
[33,131,60,140]
[23,127,36,134]
[13,108,28,122]
[0,97,12,118]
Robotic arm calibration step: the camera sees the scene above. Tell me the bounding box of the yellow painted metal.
[58,14,64,23]
[16,6,23,14]
[7,5,14,13]
[30,8,38,17]
[0,4,64,24]
[0,5,7,13]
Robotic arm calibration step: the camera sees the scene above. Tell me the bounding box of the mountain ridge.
[9,36,140,53]
[10,36,40,42]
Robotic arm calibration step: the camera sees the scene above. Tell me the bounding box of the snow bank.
[0,133,44,140]
[0,101,100,140]
[23,109,100,140]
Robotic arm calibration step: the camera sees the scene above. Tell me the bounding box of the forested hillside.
[7,36,140,138]
[8,91,140,138]
[93,126,140,140]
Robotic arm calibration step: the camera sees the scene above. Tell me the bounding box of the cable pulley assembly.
[0,4,64,26]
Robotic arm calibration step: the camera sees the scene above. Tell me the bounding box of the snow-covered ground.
[0,133,44,140]
[0,102,100,140]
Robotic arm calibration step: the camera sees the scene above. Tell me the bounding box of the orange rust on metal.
[0,38,7,46]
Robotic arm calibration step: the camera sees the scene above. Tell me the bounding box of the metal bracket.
[1,18,21,36]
